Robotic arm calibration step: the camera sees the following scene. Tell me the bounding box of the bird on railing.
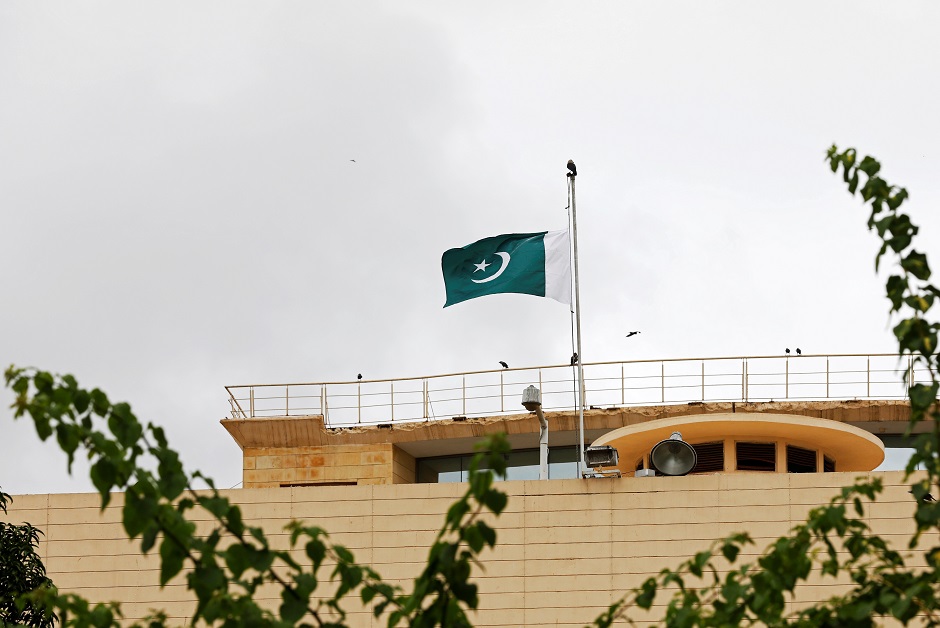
[499,361,509,369]
[786,348,791,355]
[796,348,802,355]
[570,352,579,366]
[567,159,577,177]
[357,373,362,381]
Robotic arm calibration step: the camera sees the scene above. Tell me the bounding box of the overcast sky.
[2,2,938,494]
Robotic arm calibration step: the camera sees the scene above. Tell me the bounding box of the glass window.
[548,447,580,479]
[416,446,580,483]
[504,450,540,481]
[416,456,462,483]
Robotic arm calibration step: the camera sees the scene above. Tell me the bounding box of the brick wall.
[1,471,922,627]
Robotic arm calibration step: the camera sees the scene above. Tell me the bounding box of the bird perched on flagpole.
[567,159,577,177]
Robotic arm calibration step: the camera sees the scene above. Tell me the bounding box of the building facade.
[3,390,925,626]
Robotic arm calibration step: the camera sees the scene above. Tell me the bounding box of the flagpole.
[568,163,587,477]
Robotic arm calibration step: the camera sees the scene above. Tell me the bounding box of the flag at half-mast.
[441,230,571,307]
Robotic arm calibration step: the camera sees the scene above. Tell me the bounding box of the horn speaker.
[650,431,697,476]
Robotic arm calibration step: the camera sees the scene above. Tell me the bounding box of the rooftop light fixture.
[650,431,697,476]
[522,385,548,480]
[585,445,619,468]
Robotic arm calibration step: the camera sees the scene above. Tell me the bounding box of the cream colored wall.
[2,471,923,627]
[243,443,415,488]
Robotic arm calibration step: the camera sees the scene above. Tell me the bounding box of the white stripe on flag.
[543,229,571,306]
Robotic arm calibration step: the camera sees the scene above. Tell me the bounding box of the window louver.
[691,442,724,473]
[823,456,835,472]
[736,442,776,472]
[787,445,817,473]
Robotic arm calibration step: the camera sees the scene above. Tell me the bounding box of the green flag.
[441,230,571,307]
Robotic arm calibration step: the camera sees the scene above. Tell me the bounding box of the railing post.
[423,379,429,420]
[320,386,326,418]
[745,360,749,402]
[390,381,395,422]
[701,362,705,401]
[661,362,665,403]
[462,376,466,416]
[500,370,504,413]
[741,360,745,402]
[622,363,625,405]
[357,383,361,423]
[323,386,329,424]
[286,385,289,416]
[826,357,830,398]
[785,358,789,400]
[867,356,870,397]
[250,387,255,418]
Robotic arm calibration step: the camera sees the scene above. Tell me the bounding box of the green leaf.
[902,250,931,281]
[107,402,142,448]
[910,383,939,412]
[306,539,327,571]
[280,588,308,623]
[464,524,484,553]
[223,544,251,579]
[721,541,740,563]
[33,371,54,393]
[635,578,657,609]
[159,537,186,585]
[90,388,111,415]
[123,488,158,538]
[446,500,471,528]
[481,489,508,515]
[90,458,118,508]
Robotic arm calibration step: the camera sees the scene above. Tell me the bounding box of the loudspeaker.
[650,432,697,476]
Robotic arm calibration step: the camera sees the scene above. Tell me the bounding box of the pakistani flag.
[441,230,571,307]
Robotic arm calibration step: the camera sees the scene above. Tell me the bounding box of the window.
[786,445,817,473]
[416,446,580,483]
[736,442,776,472]
[691,442,724,474]
[823,456,835,472]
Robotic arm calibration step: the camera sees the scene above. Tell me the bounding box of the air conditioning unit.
[585,445,619,468]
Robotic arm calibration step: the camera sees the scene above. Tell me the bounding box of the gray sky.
[2,2,938,494]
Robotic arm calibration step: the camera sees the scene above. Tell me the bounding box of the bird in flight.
[357,373,362,381]
[350,159,356,163]
[910,489,936,503]
[626,331,640,338]
[499,361,509,369]
[567,159,577,177]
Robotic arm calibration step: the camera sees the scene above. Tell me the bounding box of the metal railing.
[225,353,922,428]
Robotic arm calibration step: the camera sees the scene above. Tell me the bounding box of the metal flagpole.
[568,161,587,477]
